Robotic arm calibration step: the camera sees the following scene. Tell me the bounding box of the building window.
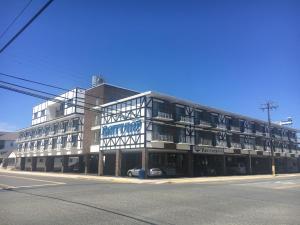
[0,140,4,149]
[53,124,58,134]
[44,140,49,150]
[93,131,100,144]
[152,124,174,142]
[72,119,79,131]
[37,141,41,150]
[45,126,50,136]
[153,100,173,119]
[61,136,67,148]
[41,109,46,116]
[71,135,78,147]
[63,121,69,132]
[34,112,38,119]
[66,98,73,108]
[52,138,57,149]
[95,114,101,126]
[30,142,34,151]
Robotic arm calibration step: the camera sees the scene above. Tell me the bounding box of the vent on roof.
[92,75,105,87]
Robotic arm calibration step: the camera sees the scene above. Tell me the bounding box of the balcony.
[244,128,252,134]
[153,111,173,121]
[231,126,241,132]
[243,144,254,150]
[196,120,211,127]
[255,145,264,151]
[216,124,227,130]
[178,135,192,144]
[178,116,193,124]
[231,142,241,149]
[216,140,227,147]
[197,138,213,146]
[152,134,174,142]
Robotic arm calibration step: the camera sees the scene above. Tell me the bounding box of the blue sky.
[0,0,299,131]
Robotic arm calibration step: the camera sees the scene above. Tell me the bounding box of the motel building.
[15,80,137,173]
[90,91,300,178]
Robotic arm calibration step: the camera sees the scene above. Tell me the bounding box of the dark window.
[71,135,78,147]
[0,140,4,149]
[52,138,57,149]
[44,140,49,150]
[72,119,79,131]
[53,124,58,134]
[61,136,67,148]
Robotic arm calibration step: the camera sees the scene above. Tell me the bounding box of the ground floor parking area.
[13,150,300,178]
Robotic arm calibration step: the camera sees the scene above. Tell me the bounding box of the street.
[0,172,300,225]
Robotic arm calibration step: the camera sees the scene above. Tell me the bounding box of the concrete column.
[44,157,49,172]
[98,151,104,176]
[223,155,227,176]
[31,157,36,171]
[84,154,89,174]
[248,154,252,175]
[187,151,194,177]
[115,150,122,176]
[61,156,68,173]
[142,149,148,178]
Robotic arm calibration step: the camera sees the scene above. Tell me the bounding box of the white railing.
[255,145,264,151]
[179,116,193,124]
[198,138,212,146]
[231,126,240,132]
[156,111,173,120]
[153,134,174,142]
[231,142,241,149]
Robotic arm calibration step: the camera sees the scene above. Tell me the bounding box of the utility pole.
[260,101,278,176]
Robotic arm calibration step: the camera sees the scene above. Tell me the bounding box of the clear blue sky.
[0,0,299,131]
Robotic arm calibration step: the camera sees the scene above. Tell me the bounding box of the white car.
[127,168,163,177]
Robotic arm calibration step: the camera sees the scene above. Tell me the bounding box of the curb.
[1,169,300,184]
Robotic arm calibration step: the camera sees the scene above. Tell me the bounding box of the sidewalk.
[1,168,300,184]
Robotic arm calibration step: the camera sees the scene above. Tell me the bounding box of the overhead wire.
[0,0,54,54]
[0,0,33,40]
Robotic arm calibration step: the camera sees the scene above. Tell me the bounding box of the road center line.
[0,174,66,185]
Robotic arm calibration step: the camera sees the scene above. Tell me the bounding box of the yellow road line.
[0,174,65,185]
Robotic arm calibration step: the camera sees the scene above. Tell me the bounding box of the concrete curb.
[1,169,300,184]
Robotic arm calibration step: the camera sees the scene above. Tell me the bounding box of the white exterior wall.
[97,95,146,151]
[32,88,85,125]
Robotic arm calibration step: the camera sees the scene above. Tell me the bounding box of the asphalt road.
[0,172,300,225]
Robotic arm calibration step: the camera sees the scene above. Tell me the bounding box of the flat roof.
[98,91,299,132]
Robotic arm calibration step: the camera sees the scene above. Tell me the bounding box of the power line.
[0,0,54,54]
[0,72,106,100]
[0,80,99,108]
[0,0,33,40]
[0,83,101,114]
[0,82,133,119]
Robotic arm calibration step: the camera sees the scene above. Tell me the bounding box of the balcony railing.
[152,134,174,142]
[196,120,211,127]
[255,145,264,151]
[154,111,173,120]
[179,116,193,124]
[231,126,240,132]
[231,142,241,149]
[243,144,254,150]
[178,136,192,144]
[216,140,227,147]
[197,138,212,146]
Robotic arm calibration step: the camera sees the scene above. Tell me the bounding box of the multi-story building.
[0,132,17,166]
[15,81,137,173]
[91,91,299,177]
